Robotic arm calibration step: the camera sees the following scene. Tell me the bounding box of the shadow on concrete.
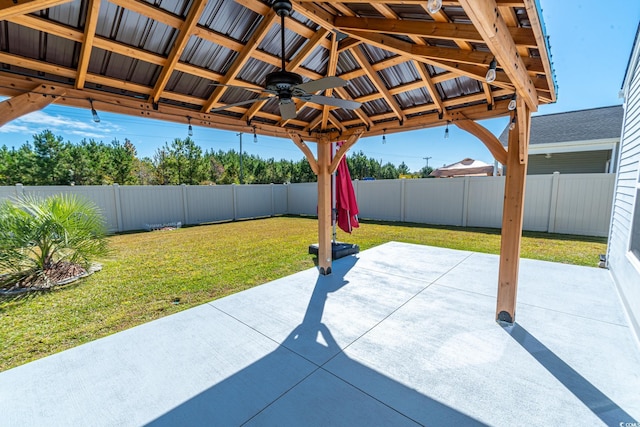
[146,256,485,426]
[506,323,636,425]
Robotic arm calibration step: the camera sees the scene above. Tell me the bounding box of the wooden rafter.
[414,61,444,116]
[321,33,339,130]
[459,0,539,111]
[75,0,100,90]
[0,0,72,20]
[202,11,277,112]
[150,0,208,103]
[351,46,406,123]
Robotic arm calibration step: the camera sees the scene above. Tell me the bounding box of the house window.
[630,164,640,263]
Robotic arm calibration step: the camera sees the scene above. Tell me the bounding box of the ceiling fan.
[208,0,361,120]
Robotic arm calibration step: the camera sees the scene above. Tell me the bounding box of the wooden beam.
[316,135,332,275]
[452,115,508,165]
[0,72,321,141]
[459,0,539,111]
[0,0,72,20]
[334,16,536,47]
[496,102,531,323]
[329,130,363,174]
[351,46,405,123]
[0,84,66,127]
[150,0,208,103]
[202,11,277,112]
[75,0,100,89]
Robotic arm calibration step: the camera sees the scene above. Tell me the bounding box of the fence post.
[547,171,560,233]
[270,183,275,216]
[462,176,470,227]
[232,183,238,220]
[113,184,124,232]
[181,184,189,225]
[400,178,406,222]
[15,183,24,197]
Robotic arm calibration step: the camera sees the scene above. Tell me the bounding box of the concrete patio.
[1,242,639,426]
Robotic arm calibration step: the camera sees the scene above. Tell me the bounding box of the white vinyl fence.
[0,172,615,236]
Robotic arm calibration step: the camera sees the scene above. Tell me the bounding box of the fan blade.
[209,96,273,113]
[302,95,362,110]
[294,76,347,93]
[279,101,297,120]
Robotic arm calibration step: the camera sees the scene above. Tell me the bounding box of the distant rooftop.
[498,105,623,146]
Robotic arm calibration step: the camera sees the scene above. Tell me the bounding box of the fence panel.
[523,175,554,232]
[0,173,616,236]
[24,185,119,232]
[357,179,402,221]
[0,186,20,199]
[273,184,288,214]
[118,186,184,231]
[466,177,504,228]
[186,185,234,224]
[553,174,615,236]
[287,182,317,215]
[235,185,273,219]
[404,178,465,226]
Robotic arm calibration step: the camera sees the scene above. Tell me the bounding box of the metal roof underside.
[0,0,557,142]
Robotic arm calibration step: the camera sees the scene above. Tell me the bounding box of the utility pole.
[236,132,243,184]
[423,156,432,170]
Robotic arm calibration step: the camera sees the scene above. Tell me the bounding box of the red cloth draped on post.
[335,141,359,233]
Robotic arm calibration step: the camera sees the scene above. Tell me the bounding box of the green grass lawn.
[0,216,607,372]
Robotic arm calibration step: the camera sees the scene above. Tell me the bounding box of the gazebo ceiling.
[0,0,556,142]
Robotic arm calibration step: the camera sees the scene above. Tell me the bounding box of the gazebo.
[0,0,557,323]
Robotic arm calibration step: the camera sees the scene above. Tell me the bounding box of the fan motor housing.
[265,71,303,91]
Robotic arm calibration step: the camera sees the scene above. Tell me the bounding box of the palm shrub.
[0,193,108,289]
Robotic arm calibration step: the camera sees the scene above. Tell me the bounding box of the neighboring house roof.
[430,158,494,178]
[498,105,623,148]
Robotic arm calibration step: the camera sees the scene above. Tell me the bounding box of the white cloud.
[0,110,122,141]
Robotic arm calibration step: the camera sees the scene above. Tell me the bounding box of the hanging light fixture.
[486,58,497,83]
[187,116,193,137]
[508,94,517,111]
[253,125,258,143]
[444,121,450,139]
[382,128,387,143]
[426,0,442,14]
[89,99,100,123]
[509,116,517,131]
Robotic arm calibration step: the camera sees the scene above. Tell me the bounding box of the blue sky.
[1,0,639,172]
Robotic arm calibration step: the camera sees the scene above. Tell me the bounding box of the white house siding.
[608,34,640,342]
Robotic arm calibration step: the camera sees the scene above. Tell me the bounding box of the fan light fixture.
[89,99,100,123]
[187,116,193,137]
[508,94,517,111]
[426,0,442,14]
[486,58,497,83]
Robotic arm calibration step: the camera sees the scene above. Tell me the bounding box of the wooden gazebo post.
[289,131,362,275]
[459,0,539,323]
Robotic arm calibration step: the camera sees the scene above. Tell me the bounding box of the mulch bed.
[0,261,101,296]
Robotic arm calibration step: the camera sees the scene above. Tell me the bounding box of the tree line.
[0,130,433,186]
